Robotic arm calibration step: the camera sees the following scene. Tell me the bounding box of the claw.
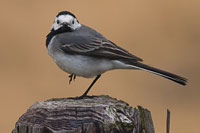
[73,75,76,81]
[68,74,76,84]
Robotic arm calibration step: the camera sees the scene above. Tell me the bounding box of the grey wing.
[60,35,143,61]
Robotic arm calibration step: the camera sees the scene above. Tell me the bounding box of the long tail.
[127,61,187,85]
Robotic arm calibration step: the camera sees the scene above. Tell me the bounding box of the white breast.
[51,52,117,78]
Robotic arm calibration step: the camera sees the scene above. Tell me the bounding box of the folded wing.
[60,36,143,61]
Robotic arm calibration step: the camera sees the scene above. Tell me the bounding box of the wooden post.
[12,95,155,133]
[166,109,170,133]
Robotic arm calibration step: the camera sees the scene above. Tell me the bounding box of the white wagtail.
[46,11,187,97]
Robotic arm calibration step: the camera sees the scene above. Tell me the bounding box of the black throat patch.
[46,26,72,48]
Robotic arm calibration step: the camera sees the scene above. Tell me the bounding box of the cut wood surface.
[12,95,154,133]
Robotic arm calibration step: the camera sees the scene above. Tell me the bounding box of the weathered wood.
[13,95,154,133]
[138,106,155,133]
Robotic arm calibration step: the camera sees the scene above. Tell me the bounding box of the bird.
[46,11,187,97]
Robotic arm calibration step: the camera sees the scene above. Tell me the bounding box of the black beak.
[62,22,69,27]
[61,22,72,32]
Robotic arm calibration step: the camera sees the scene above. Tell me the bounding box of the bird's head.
[51,11,81,32]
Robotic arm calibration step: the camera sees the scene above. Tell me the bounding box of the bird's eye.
[72,20,75,24]
[57,20,60,24]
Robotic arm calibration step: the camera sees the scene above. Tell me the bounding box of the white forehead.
[56,15,74,22]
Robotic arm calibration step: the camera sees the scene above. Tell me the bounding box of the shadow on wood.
[12,95,154,133]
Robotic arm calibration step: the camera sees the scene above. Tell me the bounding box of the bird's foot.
[76,95,96,99]
[68,74,76,84]
[78,94,87,99]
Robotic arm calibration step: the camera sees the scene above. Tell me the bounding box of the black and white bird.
[46,11,187,97]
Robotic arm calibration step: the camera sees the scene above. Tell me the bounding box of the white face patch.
[51,14,81,31]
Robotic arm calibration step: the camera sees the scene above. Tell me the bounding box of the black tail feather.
[128,62,187,85]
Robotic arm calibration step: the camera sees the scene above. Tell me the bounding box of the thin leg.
[81,74,101,97]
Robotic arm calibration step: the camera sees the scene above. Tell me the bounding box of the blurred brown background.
[0,0,199,132]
